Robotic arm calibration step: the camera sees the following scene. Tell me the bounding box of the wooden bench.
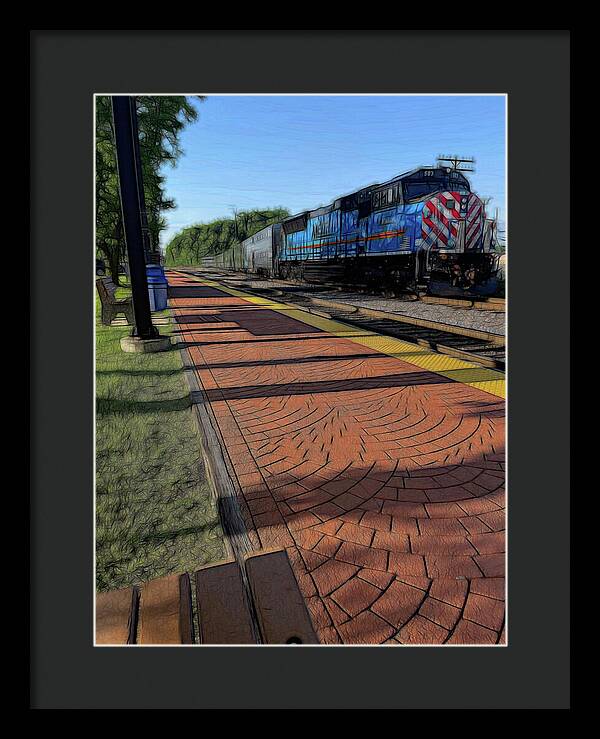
[96,277,134,326]
[95,549,318,645]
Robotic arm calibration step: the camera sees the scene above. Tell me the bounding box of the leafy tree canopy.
[165,208,290,267]
[96,95,201,283]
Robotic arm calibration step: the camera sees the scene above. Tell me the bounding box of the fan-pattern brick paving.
[168,272,506,645]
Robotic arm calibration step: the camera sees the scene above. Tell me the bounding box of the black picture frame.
[30,30,570,709]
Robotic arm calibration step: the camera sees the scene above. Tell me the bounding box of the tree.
[95,95,202,283]
[165,208,290,267]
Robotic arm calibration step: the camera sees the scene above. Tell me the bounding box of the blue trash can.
[146,265,168,312]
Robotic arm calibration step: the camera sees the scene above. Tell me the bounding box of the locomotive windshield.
[402,168,470,201]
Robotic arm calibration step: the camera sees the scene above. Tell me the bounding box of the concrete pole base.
[120,334,172,353]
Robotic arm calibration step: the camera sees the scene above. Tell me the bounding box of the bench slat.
[178,572,195,644]
[138,574,194,644]
[96,586,138,645]
[195,560,256,644]
[245,550,319,645]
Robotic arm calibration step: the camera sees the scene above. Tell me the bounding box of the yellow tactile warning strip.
[182,274,505,399]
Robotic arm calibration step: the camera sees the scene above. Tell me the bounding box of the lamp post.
[111,96,170,352]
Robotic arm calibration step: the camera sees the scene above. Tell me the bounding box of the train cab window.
[403,181,444,200]
[403,169,470,202]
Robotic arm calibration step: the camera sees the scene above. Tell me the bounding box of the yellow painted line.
[179,274,505,399]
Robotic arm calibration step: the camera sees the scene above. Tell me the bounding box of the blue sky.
[160,95,506,249]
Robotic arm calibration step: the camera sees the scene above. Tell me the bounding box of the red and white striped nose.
[421,191,484,252]
[464,193,485,250]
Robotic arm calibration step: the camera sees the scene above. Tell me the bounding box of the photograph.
[94,93,507,646]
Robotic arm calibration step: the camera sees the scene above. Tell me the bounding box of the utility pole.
[229,205,239,242]
[111,96,158,341]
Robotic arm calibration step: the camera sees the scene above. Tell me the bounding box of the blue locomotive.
[212,165,500,296]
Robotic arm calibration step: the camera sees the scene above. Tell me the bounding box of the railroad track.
[216,270,505,311]
[193,270,505,371]
[420,294,506,311]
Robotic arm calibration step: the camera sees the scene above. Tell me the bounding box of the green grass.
[95,294,225,591]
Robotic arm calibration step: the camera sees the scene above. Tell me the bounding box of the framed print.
[30,30,570,709]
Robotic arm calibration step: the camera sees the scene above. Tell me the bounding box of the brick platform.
[168,271,506,645]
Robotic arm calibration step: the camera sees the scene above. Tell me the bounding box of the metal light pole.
[111,96,157,340]
[130,102,153,262]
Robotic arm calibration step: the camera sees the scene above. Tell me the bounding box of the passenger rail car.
[242,223,282,276]
[206,166,500,296]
